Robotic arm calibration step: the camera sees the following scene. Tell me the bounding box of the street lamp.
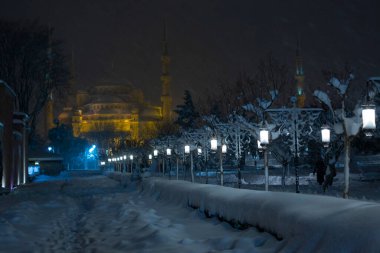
[321,125,331,148]
[166,148,172,179]
[197,147,202,156]
[154,149,158,158]
[259,127,270,191]
[219,143,227,186]
[210,135,218,152]
[184,145,190,154]
[362,104,376,137]
[259,128,270,146]
[148,154,153,166]
[129,155,134,173]
[221,144,227,154]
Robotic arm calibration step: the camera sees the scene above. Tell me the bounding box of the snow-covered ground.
[153,166,380,202]
[0,172,282,253]
[2,170,380,252]
[140,174,380,253]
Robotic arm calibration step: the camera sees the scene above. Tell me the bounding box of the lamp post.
[184,145,190,181]
[148,154,153,166]
[166,148,172,179]
[129,154,133,173]
[259,127,270,191]
[123,155,127,172]
[207,135,218,184]
[153,149,160,176]
[220,143,227,186]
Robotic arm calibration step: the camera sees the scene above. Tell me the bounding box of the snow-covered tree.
[314,72,379,198]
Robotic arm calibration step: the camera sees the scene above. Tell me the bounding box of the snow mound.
[142,178,380,252]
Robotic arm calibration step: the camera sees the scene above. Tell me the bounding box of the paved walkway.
[0,173,281,253]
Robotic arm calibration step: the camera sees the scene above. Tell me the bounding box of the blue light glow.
[28,165,40,176]
[86,145,97,159]
[89,145,96,153]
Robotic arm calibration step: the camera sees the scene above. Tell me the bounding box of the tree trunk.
[190,153,194,183]
[162,158,165,177]
[264,149,269,191]
[176,157,179,180]
[281,162,286,191]
[220,151,224,186]
[205,158,208,184]
[343,136,351,198]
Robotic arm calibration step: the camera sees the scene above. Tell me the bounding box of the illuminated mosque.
[50,24,173,145]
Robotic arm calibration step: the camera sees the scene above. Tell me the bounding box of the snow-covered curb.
[141,177,380,252]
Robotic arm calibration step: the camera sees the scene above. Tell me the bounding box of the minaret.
[160,20,172,121]
[295,39,306,108]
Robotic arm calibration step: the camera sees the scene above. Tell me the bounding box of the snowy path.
[0,174,282,253]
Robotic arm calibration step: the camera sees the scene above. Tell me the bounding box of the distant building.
[55,22,173,149]
[58,83,162,142]
[0,80,29,190]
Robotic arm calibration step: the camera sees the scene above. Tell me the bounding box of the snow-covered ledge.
[142,177,380,252]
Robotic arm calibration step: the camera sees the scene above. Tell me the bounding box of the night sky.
[1,0,379,106]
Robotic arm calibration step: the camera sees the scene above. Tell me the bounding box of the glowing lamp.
[362,104,376,136]
[210,136,218,151]
[184,145,190,154]
[148,154,152,160]
[257,140,262,149]
[197,147,202,156]
[221,144,227,154]
[321,125,331,147]
[259,128,270,146]
[130,155,134,160]
[166,148,172,156]
[153,149,158,157]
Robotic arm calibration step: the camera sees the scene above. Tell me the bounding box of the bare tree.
[199,53,291,120]
[0,19,69,138]
[254,53,292,107]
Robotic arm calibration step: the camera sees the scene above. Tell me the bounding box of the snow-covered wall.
[141,177,380,252]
